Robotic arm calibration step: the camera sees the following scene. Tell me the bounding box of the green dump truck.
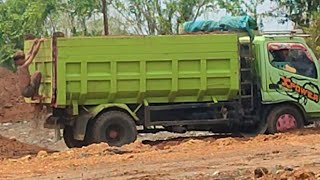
[24,31,320,148]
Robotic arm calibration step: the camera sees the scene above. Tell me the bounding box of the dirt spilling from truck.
[0,67,34,123]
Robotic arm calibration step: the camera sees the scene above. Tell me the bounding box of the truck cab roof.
[239,35,309,45]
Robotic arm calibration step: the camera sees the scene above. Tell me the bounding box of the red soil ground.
[0,135,54,160]
[0,67,34,123]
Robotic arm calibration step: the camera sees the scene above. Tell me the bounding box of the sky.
[197,0,295,31]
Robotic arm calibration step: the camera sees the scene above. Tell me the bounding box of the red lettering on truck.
[280,76,319,103]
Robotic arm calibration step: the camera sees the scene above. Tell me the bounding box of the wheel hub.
[276,114,297,132]
[109,130,119,139]
[106,124,123,142]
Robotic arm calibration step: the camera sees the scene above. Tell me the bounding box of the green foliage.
[304,12,320,58]
[0,0,59,71]
[0,0,121,71]
[0,44,16,72]
[60,0,101,35]
[216,0,283,20]
[111,0,211,35]
[217,0,318,27]
[276,0,320,27]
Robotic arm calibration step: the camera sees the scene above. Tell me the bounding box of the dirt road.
[0,122,320,179]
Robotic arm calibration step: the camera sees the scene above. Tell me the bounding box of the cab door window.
[268,43,317,79]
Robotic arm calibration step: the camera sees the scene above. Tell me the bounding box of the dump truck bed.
[25,34,240,106]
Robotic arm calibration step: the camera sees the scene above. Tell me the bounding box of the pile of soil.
[0,67,34,123]
[0,135,53,160]
[267,169,316,179]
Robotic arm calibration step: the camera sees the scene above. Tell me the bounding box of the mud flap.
[44,113,63,141]
[73,114,92,141]
[55,126,61,142]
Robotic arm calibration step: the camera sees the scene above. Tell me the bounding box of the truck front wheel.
[267,105,304,134]
[91,111,137,147]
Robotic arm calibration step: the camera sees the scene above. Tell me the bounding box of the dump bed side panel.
[24,39,53,104]
[56,34,239,106]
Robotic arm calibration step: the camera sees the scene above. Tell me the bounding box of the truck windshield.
[268,42,317,79]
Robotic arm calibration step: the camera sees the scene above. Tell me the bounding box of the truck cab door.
[264,42,320,113]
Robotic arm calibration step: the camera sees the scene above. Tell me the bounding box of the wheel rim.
[276,114,297,132]
[105,124,124,144]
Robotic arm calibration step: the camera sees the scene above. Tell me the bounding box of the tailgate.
[24,38,54,105]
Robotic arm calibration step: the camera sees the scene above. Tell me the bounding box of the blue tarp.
[183,16,258,40]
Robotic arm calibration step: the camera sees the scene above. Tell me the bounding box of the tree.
[276,0,320,27]
[304,12,320,58]
[217,0,320,28]
[101,0,109,35]
[0,0,58,48]
[0,0,58,71]
[59,0,101,36]
[216,0,284,22]
[110,0,211,35]
[86,13,131,36]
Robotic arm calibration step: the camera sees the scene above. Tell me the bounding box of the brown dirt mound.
[258,168,317,179]
[0,135,53,160]
[0,67,33,123]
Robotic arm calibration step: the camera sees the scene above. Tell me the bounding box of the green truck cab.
[24,31,320,148]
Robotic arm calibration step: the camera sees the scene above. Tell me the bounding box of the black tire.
[91,111,137,147]
[63,126,88,148]
[266,105,304,134]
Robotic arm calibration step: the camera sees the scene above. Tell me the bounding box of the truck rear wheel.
[63,126,88,148]
[91,111,137,147]
[267,105,304,134]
